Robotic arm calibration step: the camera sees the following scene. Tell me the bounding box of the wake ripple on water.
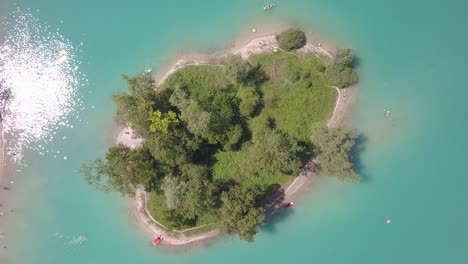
[0,9,86,164]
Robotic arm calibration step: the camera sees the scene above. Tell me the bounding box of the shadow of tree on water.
[262,207,295,235]
[351,133,370,183]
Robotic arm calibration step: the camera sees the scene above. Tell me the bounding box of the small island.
[80,28,360,246]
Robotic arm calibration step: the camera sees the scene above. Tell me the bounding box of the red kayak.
[152,236,163,246]
[284,202,294,208]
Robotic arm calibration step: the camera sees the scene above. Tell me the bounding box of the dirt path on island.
[119,34,354,247]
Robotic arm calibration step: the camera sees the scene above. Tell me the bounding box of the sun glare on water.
[0,9,86,163]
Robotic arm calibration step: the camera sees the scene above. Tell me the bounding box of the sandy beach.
[117,33,355,247]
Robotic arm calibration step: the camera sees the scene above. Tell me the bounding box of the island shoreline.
[119,31,356,249]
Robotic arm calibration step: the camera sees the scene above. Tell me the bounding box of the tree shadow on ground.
[351,133,370,183]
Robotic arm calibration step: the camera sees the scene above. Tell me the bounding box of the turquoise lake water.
[2,0,468,263]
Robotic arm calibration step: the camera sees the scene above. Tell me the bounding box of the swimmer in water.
[384,109,391,119]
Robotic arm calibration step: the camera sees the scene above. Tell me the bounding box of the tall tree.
[243,127,301,177]
[276,28,306,51]
[162,175,188,210]
[80,145,162,196]
[169,87,211,138]
[223,55,253,83]
[327,48,358,88]
[220,186,265,242]
[310,127,360,182]
[148,110,179,135]
[236,86,260,118]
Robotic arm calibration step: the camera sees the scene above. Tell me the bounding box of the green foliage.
[326,64,358,88]
[148,110,179,135]
[276,28,307,51]
[160,164,216,227]
[169,87,211,138]
[177,164,216,219]
[148,191,218,230]
[236,86,260,118]
[310,127,360,182]
[249,52,336,141]
[244,127,301,177]
[82,47,358,241]
[327,48,358,88]
[80,145,161,196]
[122,72,156,99]
[163,69,242,146]
[204,90,239,145]
[162,175,187,210]
[223,55,253,83]
[220,186,265,242]
[224,124,243,150]
[145,126,201,167]
[113,73,169,138]
[334,48,354,67]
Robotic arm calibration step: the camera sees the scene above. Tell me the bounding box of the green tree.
[220,186,265,242]
[223,55,253,83]
[148,110,179,135]
[161,164,215,226]
[177,164,215,220]
[204,91,238,145]
[310,127,360,182]
[80,145,161,196]
[122,72,156,100]
[113,73,161,138]
[334,48,354,67]
[224,124,243,150]
[162,175,188,210]
[244,128,301,177]
[145,126,201,167]
[276,28,306,51]
[327,48,358,88]
[170,88,211,138]
[236,86,260,118]
[326,64,358,88]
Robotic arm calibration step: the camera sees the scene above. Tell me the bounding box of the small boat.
[264,4,275,10]
[152,236,163,246]
[284,202,294,208]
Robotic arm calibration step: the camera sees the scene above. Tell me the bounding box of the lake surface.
[1,0,468,263]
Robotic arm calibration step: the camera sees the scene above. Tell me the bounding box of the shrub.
[223,55,252,83]
[327,48,358,88]
[326,64,358,88]
[334,48,354,67]
[288,69,301,82]
[237,86,260,118]
[310,127,360,182]
[301,70,311,79]
[316,64,326,72]
[276,28,307,51]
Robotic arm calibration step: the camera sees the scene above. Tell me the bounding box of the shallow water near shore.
[2,0,468,263]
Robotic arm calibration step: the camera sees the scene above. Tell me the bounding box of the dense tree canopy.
[326,48,358,88]
[236,86,261,118]
[80,145,162,196]
[219,186,265,242]
[276,28,307,51]
[223,55,253,83]
[243,126,301,177]
[310,127,360,182]
[148,110,179,135]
